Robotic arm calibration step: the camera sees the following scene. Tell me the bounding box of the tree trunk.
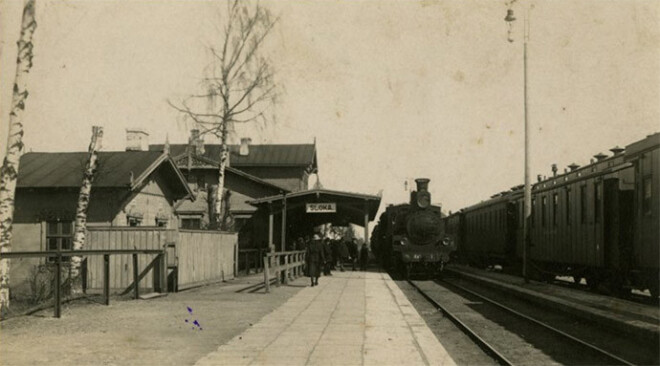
[0,0,37,317]
[70,126,103,294]
[215,121,229,230]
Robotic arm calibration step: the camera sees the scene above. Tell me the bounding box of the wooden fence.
[85,227,236,293]
[86,227,175,292]
[175,230,237,290]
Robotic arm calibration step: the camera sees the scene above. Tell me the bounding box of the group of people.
[303,236,369,287]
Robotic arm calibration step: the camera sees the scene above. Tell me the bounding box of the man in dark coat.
[360,243,369,271]
[348,239,358,271]
[338,240,349,272]
[322,238,333,276]
[305,234,325,286]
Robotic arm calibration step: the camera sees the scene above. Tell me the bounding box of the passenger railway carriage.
[446,132,659,297]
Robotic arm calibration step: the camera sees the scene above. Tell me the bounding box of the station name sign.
[306,203,336,213]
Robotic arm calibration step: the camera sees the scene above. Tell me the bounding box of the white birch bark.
[0,0,37,316]
[215,122,228,229]
[70,126,103,294]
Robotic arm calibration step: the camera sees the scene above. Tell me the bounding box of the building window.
[181,218,201,230]
[643,177,652,215]
[594,182,601,223]
[552,193,558,227]
[580,185,587,224]
[47,221,72,262]
[155,218,168,227]
[566,188,571,225]
[127,216,142,227]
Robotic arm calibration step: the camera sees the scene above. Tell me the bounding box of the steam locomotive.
[371,178,455,279]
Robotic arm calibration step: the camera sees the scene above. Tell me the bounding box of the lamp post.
[505,7,531,283]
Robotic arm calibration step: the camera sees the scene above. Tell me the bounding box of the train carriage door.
[603,178,633,272]
[505,201,517,259]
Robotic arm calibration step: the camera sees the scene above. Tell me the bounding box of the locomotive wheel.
[649,282,659,299]
[404,263,411,280]
[586,276,601,292]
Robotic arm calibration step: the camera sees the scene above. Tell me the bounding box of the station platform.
[447,265,660,342]
[195,271,456,366]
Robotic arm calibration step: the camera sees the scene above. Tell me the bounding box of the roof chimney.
[568,163,580,171]
[239,137,252,156]
[189,129,204,155]
[594,152,607,161]
[551,164,558,177]
[126,128,149,151]
[610,146,624,155]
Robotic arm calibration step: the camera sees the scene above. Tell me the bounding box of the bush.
[27,263,72,305]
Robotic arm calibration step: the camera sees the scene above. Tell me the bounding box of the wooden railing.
[262,250,306,293]
[0,248,167,318]
[239,248,267,275]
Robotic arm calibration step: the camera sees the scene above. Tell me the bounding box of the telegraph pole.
[505,6,531,283]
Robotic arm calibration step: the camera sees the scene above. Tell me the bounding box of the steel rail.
[407,280,514,366]
[441,279,635,366]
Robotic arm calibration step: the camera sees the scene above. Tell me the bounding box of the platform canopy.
[247,188,382,250]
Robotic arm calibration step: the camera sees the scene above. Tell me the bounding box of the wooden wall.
[176,230,237,290]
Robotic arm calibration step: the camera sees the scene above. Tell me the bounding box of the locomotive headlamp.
[441,237,452,247]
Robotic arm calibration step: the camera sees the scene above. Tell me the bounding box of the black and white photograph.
[0,0,658,364]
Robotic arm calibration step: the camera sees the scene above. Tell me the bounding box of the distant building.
[150,130,319,249]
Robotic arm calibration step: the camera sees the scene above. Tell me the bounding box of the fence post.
[263,254,270,293]
[283,254,289,284]
[275,254,281,287]
[161,251,168,293]
[133,253,139,300]
[103,254,110,305]
[54,253,62,318]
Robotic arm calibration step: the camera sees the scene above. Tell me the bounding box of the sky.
[1,0,658,219]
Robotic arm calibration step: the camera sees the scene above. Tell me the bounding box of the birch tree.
[0,0,37,316]
[70,126,103,294]
[170,0,278,230]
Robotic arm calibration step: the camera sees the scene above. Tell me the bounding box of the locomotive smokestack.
[415,178,430,192]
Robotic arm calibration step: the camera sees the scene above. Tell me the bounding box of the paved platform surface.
[195,271,456,366]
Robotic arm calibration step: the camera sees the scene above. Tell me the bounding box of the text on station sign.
[306,203,336,213]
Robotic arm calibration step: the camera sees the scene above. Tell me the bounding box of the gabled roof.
[17,151,193,199]
[150,143,317,170]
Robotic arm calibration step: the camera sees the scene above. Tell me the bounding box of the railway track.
[408,279,652,365]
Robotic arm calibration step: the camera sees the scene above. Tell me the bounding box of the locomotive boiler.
[371,178,455,279]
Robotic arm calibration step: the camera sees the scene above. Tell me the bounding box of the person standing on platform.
[338,240,349,272]
[305,234,325,286]
[322,238,333,276]
[360,243,369,271]
[331,240,339,270]
[348,238,358,271]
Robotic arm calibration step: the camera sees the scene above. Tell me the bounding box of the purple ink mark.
[185,306,203,330]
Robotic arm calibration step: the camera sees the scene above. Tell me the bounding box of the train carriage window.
[541,196,547,227]
[594,182,602,223]
[580,185,587,224]
[552,193,558,227]
[643,177,652,215]
[566,188,571,225]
